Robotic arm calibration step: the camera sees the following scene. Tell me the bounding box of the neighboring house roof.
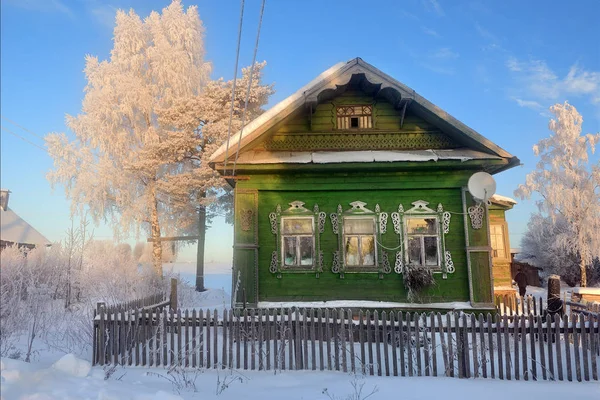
[209,57,520,173]
[1,208,51,246]
[490,194,517,207]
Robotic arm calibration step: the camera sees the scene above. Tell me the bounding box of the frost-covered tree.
[515,102,600,286]
[46,1,210,276]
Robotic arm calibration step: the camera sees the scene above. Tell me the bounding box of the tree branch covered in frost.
[514,102,600,286]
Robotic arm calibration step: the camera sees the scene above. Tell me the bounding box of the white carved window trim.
[404,215,442,270]
[280,216,316,269]
[342,215,378,270]
[268,201,325,278]
[393,200,454,279]
[330,201,390,278]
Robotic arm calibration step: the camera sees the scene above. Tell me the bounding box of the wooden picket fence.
[99,293,168,314]
[92,308,599,382]
[495,294,600,319]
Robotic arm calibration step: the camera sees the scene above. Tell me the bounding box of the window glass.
[282,218,313,234]
[299,237,314,266]
[283,236,297,266]
[344,218,375,234]
[408,237,422,264]
[407,218,437,234]
[344,236,360,266]
[361,236,375,266]
[424,236,438,265]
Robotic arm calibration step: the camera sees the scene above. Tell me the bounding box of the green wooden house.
[209,58,520,311]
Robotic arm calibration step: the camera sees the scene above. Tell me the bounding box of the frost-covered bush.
[403,265,435,302]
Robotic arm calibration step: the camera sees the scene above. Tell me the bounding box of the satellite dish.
[468,172,496,202]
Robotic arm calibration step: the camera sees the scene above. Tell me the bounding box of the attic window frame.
[336,104,373,130]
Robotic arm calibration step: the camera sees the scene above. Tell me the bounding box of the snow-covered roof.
[490,194,517,206]
[232,148,502,164]
[209,57,520,173]
[0,207,51,246]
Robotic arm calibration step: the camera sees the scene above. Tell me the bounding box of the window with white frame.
[281,217,315,268]
[490,224,506,258]
[343,217,377,268]
[405,217,440,268]
[336,105,373,129]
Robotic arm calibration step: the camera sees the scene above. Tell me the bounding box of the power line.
[1,125,46,152]
[222,0,246,175]
[1,115,46,141]
[232,0,266,176]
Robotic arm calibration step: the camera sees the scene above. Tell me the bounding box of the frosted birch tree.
[515,102,600,286]
[46,1,210,276]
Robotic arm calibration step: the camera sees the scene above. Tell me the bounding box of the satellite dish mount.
[467,172,497,229]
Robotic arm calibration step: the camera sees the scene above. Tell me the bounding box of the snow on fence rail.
[92,308,599,382]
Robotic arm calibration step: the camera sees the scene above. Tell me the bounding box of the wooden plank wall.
[93,307,600,382]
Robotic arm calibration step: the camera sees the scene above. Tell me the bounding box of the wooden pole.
[547,275,562,316]
[170,278,178,312]
[196,206,206,292]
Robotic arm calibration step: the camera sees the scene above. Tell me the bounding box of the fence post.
[547,275,562,317]
[170,278,178,312]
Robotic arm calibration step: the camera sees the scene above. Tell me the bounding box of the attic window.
[336,105,372,129]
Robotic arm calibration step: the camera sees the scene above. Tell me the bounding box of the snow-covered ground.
[2,355,599,400]
[2,269,598,400]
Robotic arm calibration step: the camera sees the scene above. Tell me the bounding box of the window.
[490,224,506,258]
[343,217,377,268]
[336,105,373,129]
[406,217,439,267]
[281,217,315,268]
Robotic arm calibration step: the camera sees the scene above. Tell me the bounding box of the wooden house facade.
[209,58,520,311]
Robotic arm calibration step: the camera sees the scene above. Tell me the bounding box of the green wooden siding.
[249,184,470,303]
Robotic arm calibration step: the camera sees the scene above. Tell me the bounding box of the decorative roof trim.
[209,58,519,170]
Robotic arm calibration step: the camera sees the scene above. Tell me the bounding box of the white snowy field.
[2,355,599,400]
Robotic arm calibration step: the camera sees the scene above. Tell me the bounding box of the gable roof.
[1,208,51,246]
[209,58,520,173]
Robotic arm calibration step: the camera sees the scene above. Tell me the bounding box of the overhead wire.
[1,125,47,152]
[232,0,266,176]
[1,115,45,141]
[222,0,246,176]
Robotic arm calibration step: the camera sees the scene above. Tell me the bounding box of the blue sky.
[1,0,599,264]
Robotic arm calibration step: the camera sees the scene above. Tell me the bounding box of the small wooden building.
[488,194,516,288]
[209,58,520,311]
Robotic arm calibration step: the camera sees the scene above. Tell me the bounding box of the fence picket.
[287,308,293,370]
[591,313,598,381]
[407,313,414,377]
[513,313,519,380]
[437,313,448,377]
[333,308,340,372]
[340,309,347,373]
[390,312,398,377]
[349,309,355,374]
[257,309,263,370]
[548,314,556,380]
[359,310,365,375]
[471,314,478,378]
[251,308,256,370]
[479,314,486,378]
[415,313,422,376]
[528,314,536,381]
[495,314,503,380]
[243,308,249,370]
[399,312,406,377]
[581,313,590,381]
[563,314,572,381]
[374,311,382,376]
[273,309,279,371]
[382,311,389,376]
[503,314,510,380]
[162,309,168,367]
[447,313,454,378]
[574,314,581,382]
[303,309,309,371]
[223,309,229,369]
[318,308,324,371]
[170,309,175,367]
[311,309,317,371]
[521,315,527,381]
[429,313,436,377]
[236,309,241,369]
[191,310,197,368]
[367,310,374,376]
